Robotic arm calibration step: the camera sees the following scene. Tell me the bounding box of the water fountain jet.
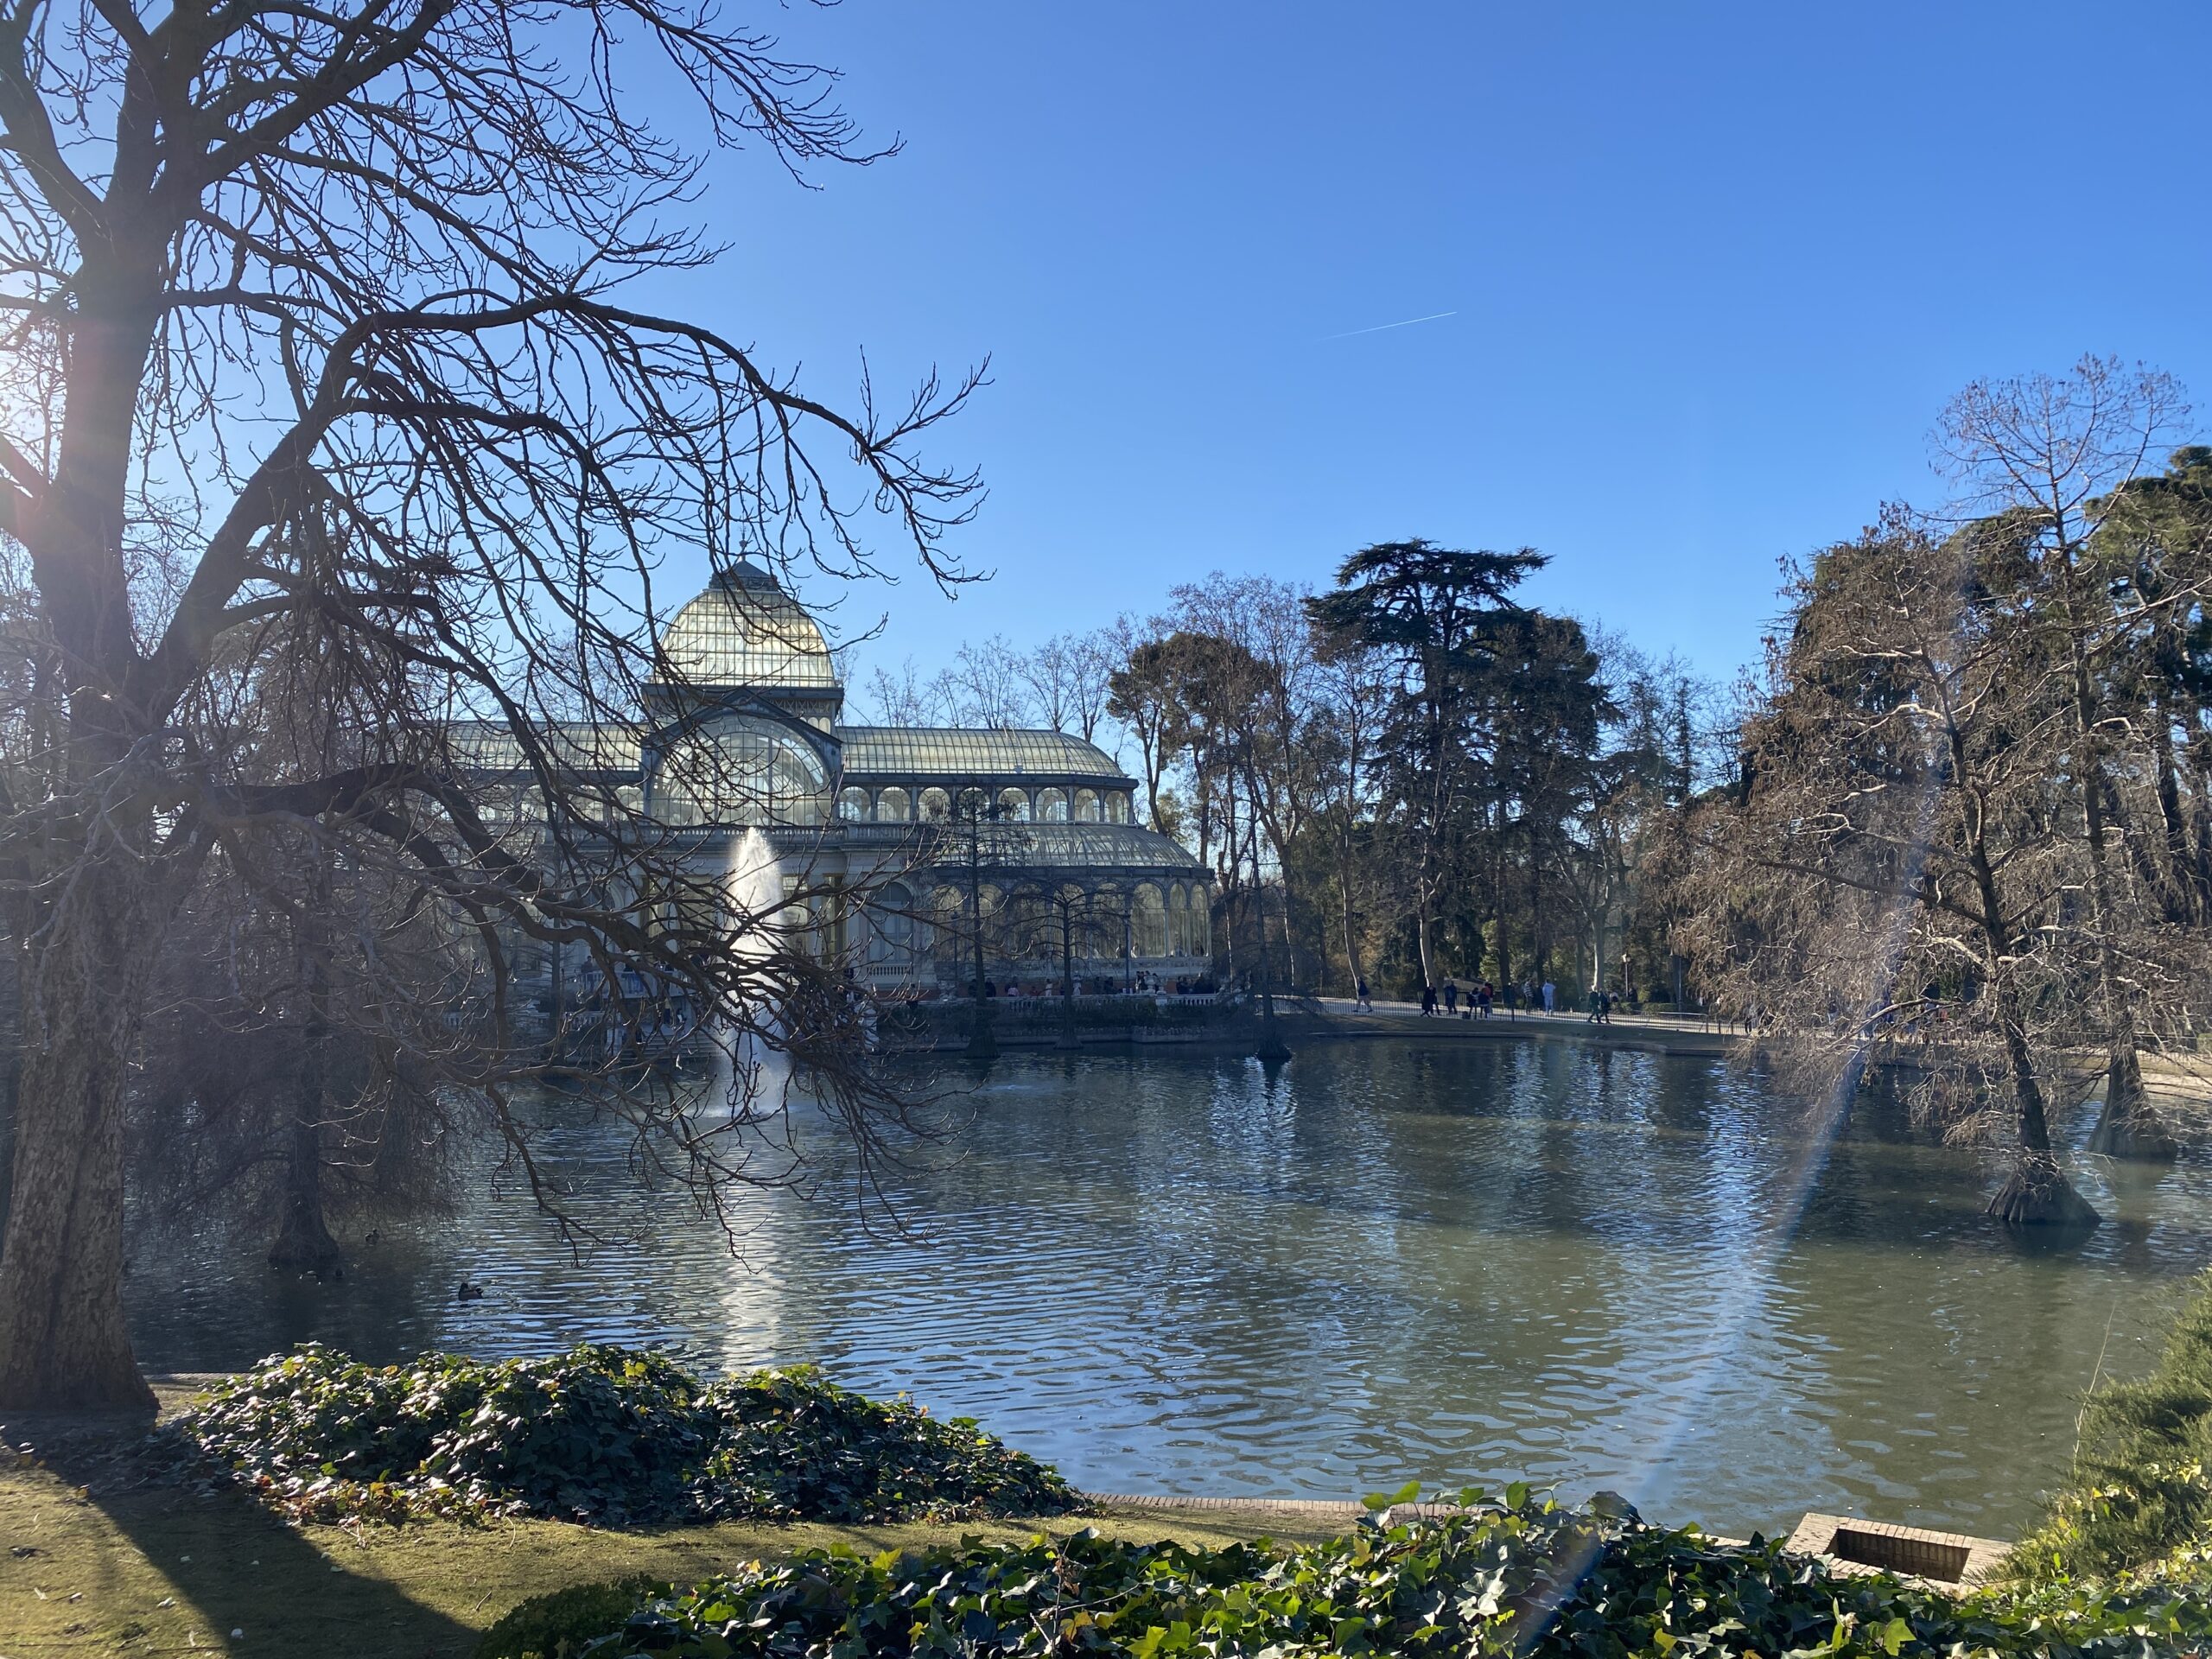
[715,824,790,1116]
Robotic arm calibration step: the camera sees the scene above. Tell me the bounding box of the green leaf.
[1362,1479,1421,1511]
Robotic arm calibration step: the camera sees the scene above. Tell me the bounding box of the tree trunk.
[1335,830,1361,995]
[2185,711,2212,916]
[269,914,345,1274]
[2151,690,2196,923]
[1985,981,2098,1225]
[1541,879,1555,988]
[2087,1040,2176,1160]
[2069,620,2157,1159]
[1961,781,2099,1227]
[1057,914,1078,1050]
[1414,892,1436,992]
[2081,765,2158,1158]
[0,872,159,1411]
[1489,817,1510,988]
[1987,1153,2101,1227]
[2098,771,2173,926]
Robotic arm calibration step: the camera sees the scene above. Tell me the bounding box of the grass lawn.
[0,1384,1339,1659]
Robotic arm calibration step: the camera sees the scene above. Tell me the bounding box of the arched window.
[1036,787,1068,823]
[918,787,950,822]
[651,718,828,827]
[837,786,871,822]
[868,883,914,963]
[997,786,1032,822]
[1073,788,1100,823]
[1133,883,1166,957]
[1092,885,1126,962]
[1193,889,1211,957]
[1167,885,1188,955]
[1109,792,1132,823]
[957,786,987,819]
[877,786,912,823]
[1009,885,1047,957]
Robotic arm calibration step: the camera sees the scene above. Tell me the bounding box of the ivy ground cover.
[168,1344,1079,1526]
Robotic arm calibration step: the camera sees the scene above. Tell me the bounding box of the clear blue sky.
[638,0,2212,688]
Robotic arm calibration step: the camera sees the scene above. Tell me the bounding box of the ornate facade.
[458,560,1212,995]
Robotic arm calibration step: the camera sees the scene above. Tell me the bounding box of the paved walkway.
[1302,997,1740,1057]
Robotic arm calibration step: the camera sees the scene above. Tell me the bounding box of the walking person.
[1421,982,1435,1016]
[1443,979,1458,1015]
[1356,976,1372,1013]
[1542,977,1555,1014]
[1587,986,1603,1024]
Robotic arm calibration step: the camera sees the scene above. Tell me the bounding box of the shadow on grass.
[3,1408,479,1659]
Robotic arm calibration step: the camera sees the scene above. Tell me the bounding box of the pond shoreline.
[955,998,2212,1110]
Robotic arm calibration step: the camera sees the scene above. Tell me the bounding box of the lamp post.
[960,795,1004,1059]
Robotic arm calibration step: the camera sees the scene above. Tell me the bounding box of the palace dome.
[654,558,838,689]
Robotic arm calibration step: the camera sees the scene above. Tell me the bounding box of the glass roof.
[839,726,1129,780]
[654,559,838,688]
[969,823,1204,872]
[445,719,641,774]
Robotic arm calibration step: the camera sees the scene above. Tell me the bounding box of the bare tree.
[860,658,945,727]
[1172,576,1322,939]
[937,636,1036,730]
[1307,642,1389,992]
[1016,629,1116,744]
[1685,513,2110,1225]
[1064,630,1119,746]
[1017,635,1082,734]
[131,819,475,1274]
[0,0,980,1407]
[1937,356,2193,1158]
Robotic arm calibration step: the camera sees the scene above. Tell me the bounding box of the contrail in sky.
[1319,308,1458,341]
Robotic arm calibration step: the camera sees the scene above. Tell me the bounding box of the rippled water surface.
[127,1039,2212,1539]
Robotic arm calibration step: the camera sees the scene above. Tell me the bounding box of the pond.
[125,1036,2212,1541]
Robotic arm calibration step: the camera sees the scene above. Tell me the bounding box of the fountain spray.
[718,824,791,1115]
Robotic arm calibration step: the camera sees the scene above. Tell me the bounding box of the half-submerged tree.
[0,0,979,1407]
[1683,512,2105,1225]
[1937,357,2196,1160]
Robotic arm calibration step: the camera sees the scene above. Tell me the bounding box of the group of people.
[1350,975,1643,1024]
[1401,977,1502,1018]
